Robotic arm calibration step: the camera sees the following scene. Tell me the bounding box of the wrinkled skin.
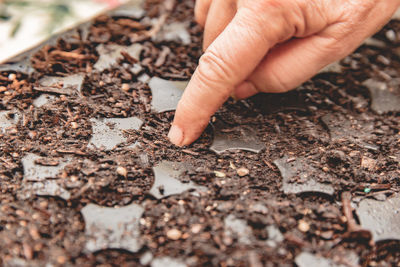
[168,0,400,146]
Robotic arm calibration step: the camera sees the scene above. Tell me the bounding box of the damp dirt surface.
[1,0,400,266]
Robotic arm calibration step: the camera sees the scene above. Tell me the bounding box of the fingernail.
[168,125,184,146]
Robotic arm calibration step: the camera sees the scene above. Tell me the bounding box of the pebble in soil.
[210,121,265,154]
[274,155,335,195]
[149,77,188,112]
[356,194,400,242]
[88,117,143,151]
[153,22,191,45]
[0,109,20,132]
[362,78,400,114]
[149,161,206,199]
[81,203,144,253]
[36,74,85,94]
[94,44,143,72]
[21,153,72,182]
[22,180,71,201]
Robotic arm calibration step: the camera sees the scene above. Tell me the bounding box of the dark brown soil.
[0,1,399,266]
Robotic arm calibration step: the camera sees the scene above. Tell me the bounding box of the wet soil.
[0,0,400,266]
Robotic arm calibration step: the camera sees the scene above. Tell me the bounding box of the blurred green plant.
[0,0,77,37]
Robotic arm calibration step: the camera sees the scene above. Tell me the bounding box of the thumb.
[168,8,274,146]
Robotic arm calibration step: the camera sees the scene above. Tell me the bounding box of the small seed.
[16,210,25,217]
[29,227,41,240]
[60,171,68,179]
[214,171,226,178]
[320,230,333,240]
[39,201,48,209]
[229,161,236,169]
[34,243,43,251]
[57,256,67,264]
[23,243,33,260]
[167,229,182,240]
[71,122,78,129]
[191,224,202,234]
[8,73,16,81]
[121,83,130,92]
[361,156,376,170]
[28,131,37,139]
[298,219,310,232]
[237,167,249,177]
[117,166,128,177]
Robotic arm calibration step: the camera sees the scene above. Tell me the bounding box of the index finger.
[168,5,286,146]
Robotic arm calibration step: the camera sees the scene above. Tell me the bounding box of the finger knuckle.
[241,1,300,43]
[197,49,235,90]
[338,0,376,28]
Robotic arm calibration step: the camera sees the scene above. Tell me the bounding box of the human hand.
[168,0,400,146]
